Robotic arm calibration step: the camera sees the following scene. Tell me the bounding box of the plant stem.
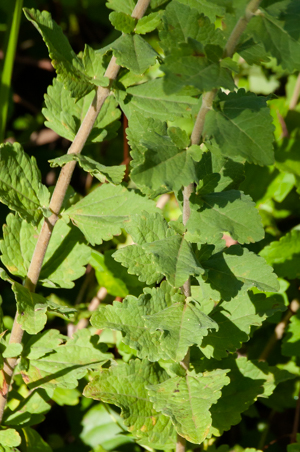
[0,0,151,425]
[0,0,23,142]
[176,1,262,450]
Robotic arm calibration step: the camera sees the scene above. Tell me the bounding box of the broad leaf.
[260,230,300,279]
[187,190,264,245]
[175,0,225,22]
[106,0,136,14]
[43,78,121,143]
[203,245,279,300]
[109,12,136,34]
[193,356,295,436]
[23,9,106,99]
[112,34,158,74]
[4,389,51,427]
[64,184,158,245]
[49,154,125,185]
[20,427,52,451]
[84,359,176,449]
[248,1,300,72]
[199,291,286,359]
[0,143,49,225]
[120,78,198,122]
[91,282,183,361]
[21,329,112,389]
[147,369,229,443]
[129,116,198,195]
[203,90,275,166]
[144,300,217,361]
[282,311,300,357]
[0,214,91,288]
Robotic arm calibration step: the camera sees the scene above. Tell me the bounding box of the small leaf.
[43,78,121,143]
[0,143,49,225]
[203,90,275,166]
[84,359,176,449]
[106,0,136,14]
[135,11,163,34]
[0,429,21,447]
[4,389,51,427]
[109,12,136,34]
[112,34,158,74]
[147,369,229,443]
[21,427,52,451]
[144,300,217,361]
[49,154,125,185]
[260,230,300,280]
[203,245,279,301]
[175,0,225,22]
[64,184,158,246]
[282,311,300,357]
[23,8,100,99]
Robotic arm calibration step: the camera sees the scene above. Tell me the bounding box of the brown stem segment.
[176,1,262,450]
[0,0,151,426]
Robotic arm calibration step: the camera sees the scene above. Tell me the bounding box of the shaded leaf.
[112,34,158,74]
[282,311,300,357]
[135,11,163,34]
[109,12,136,34]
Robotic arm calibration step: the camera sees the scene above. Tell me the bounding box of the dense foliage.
[0,0,300,451]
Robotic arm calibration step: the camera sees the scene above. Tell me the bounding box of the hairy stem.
[0,0,151,425]
[176,1,262,450]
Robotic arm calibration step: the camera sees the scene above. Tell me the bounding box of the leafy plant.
[0,0,300,451]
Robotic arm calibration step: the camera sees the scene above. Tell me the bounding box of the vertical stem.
[289,73,300,110]
[0,0,151,425]
[0,0,23,142]
[176,1,262,450]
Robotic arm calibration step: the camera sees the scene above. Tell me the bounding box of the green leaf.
[109,12,136,34]
[64,184,158,246]
[11,283,75,334]
[186,190,264,245]
[144,299,217,361]
[260,230,300,279]
[147,369,229,443]
[0,143,49,225]
[120,78,197,122]
[91,282,183,361]
[23,9,99,99]
[112,34,158,74]
[195,151,245,193]
[0,214,91,288]
[194,356,295,436]
[49,154,125,185]
[83,360,176,449]
[162,41,234,94]
[20,427,52,452]
[175,0,225,22]
[0,429,21,447]
[21,329,112,389]
[22,329,64,360]
[248,1,300,72]
[129,116,198,195]
[203,245,279,301]
[135,11,163,34]
[282,311,300,357]
[203,90,275,166]
[106,0,136,14]
[52,387,80,406]
[43,78,121,143]
[90,250,144,298]
[199,291,287,359]
[4,389,51,427]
